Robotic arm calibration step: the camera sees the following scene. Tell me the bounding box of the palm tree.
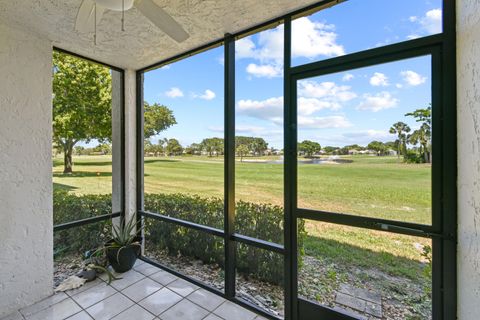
[389,121,411,161]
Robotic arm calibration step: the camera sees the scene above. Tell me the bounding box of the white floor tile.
[110,270,145,291]
[134,263,162,276]
[138,288,182,316]
[110,305,155,320]
[70,282,117,309]
[149,270,178,286]
[25,298,81,320]
[0,310,24,320]
[166,278,199,297]
[66,311,93,320]
[85,293,134,320]
[202,314,223,320]
[19,292,68,317]
[121,278,162,302]
[159,299,209,320]
[186,289,225,311]
[213,301,257,320]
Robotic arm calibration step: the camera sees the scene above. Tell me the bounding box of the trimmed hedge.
[53,190,112,257]
[53,190,305,284]
[144,193,305,284]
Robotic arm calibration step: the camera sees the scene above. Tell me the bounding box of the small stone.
[77,269,97,281]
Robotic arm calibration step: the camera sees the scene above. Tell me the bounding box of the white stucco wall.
[0,24,53,317]
[457,0,480,318]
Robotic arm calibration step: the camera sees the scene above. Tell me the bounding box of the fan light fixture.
[75,0,189,45]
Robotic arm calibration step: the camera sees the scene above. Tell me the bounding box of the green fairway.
[54,154,431,225]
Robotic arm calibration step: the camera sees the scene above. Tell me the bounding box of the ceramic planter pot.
[105,237,141,273]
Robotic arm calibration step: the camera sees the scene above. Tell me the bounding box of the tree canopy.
[298,140,321,157]
[53,51,176,173]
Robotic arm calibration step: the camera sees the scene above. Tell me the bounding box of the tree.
[165,138,183,156]
[53,51,176,173]
[323,146,338,154]
[53,51,112,173]
[236,144,250,162]
[144,102,177,138]
[367,141,387,156]
[235,136,268,156]
[406,106,431,163]
[298,140,321,157]
[389,122,411,160]
[201,137,224,157]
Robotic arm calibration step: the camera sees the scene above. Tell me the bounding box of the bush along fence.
[53,190,305,284]
[53,190,112,258]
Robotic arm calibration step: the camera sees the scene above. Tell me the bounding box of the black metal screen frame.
[135,1,457,319]
[52,47,127,232]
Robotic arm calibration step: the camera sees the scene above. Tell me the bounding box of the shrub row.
[53,190,112,257]
[53,190,305,284]
[144,193,305,284]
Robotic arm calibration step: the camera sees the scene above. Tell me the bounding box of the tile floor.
[1,260,267,320]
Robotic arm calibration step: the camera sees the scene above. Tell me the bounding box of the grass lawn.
[53,154,431,281]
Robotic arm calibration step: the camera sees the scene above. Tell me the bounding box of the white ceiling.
[0,0,322,70]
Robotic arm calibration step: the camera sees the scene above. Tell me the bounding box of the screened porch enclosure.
[53,1,455,319]
[0,0,464,319]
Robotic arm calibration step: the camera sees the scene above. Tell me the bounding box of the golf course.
[53,154,432,318]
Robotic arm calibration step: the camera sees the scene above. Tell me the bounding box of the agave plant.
[111,216,140,247]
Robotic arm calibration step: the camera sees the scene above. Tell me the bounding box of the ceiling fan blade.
[75,0,105,33]
[135,0,189,43]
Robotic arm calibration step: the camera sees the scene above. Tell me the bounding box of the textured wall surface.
[457,0,480,318]
[0,0,322,70]
[0,24,53,317]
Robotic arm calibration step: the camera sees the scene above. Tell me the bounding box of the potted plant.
[104,217,142,273]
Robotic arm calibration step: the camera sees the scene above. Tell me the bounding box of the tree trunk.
[63,142,74,174]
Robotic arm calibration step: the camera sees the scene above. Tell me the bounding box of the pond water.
[243,156,352,165]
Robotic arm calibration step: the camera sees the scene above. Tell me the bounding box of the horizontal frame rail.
[140,256,281,320]
[290,34,442,79]
[297,209,444,239]
[139,210,285,253]
[53,212,121,232]
[139,210,224,237]
[232,233,285,254]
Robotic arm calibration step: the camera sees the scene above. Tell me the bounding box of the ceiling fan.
[75,0,189,43]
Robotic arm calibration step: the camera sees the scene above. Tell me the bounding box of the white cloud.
[291,17,345,58]
[357,92,398,112]
[165,87,184,98]
[408,8,442,38]
[342,73,354,81]
[396,83,403,88]
[298,115,351,129]
[246,63,282,78]
[421,9,442,34]
[237,97,283,121]
[198,89,216,100]
[298,97,340,115]
[235,17,344,65]
[401,70,426,86]
[369,72,389,87]
[208,126,224,133]
[298,80,357,102]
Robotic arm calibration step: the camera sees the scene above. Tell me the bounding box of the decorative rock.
[77,269,97,282]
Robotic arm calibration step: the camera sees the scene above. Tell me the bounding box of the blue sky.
[143,0,441,149]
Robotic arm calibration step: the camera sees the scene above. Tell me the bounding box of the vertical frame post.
[224,33,236,299]
[283,17,298,320]
[136,71,145,247]
[440,0,457,318]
